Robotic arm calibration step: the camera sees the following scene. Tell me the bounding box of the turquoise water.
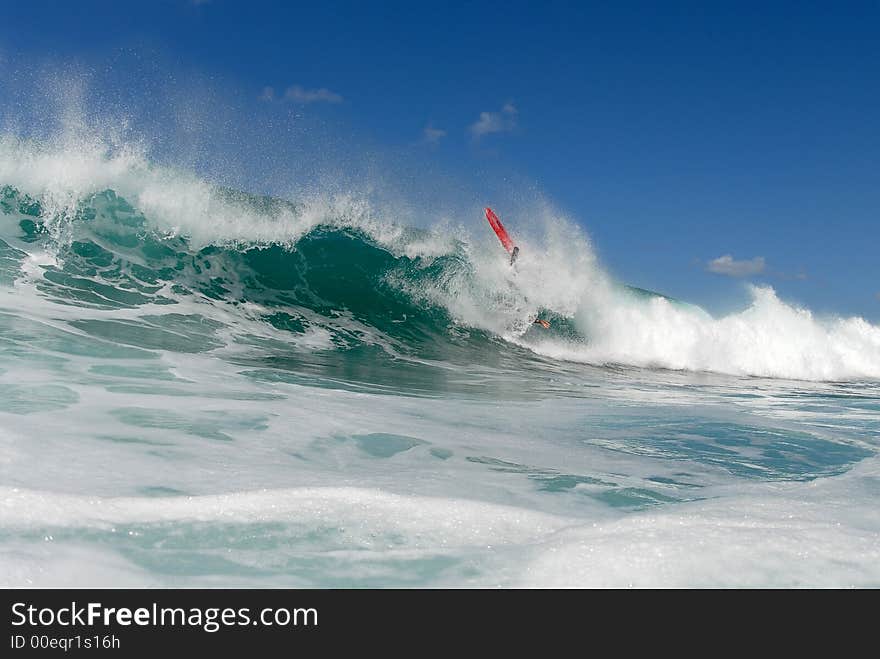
[1,138,879,587]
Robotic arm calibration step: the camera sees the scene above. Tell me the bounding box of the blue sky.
[1,0,878,318]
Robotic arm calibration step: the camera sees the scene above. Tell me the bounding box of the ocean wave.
[2,135,879,381]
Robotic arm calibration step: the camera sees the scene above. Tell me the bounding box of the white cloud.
[284,85,343,104]
[470,103,518,138]
[259,86,275,102]
[707,255,766,277]
[423,124,446,144]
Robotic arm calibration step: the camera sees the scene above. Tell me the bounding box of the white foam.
[0,544,160,588]
[518,464,880,587]
[0,486,569,545]
[527,285,880,380]
[2,464,879,587]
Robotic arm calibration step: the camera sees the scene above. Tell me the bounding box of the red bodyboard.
[484,207,515,254]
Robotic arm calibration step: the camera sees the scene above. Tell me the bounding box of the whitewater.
[1,132,879,587]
